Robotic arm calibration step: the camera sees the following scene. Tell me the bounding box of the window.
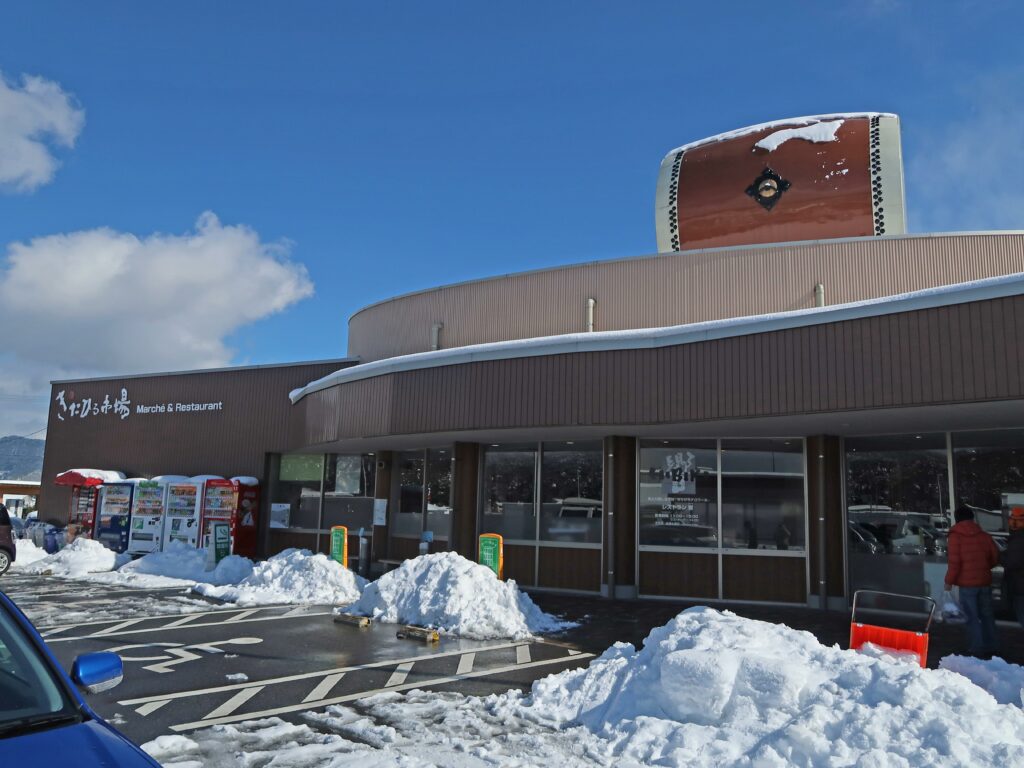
[539,441,603,544]
[391,451,424,538]
[425,449,453,540]
[273,454,324,529]
[953,429,1024,537]
[638,440,718,548]
[721,439,805,551]
[481,443,537,541]
[322,453,376,531]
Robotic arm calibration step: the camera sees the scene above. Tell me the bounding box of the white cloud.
[908,71,1024,233]
[0,213,314,435]
[0,71,85,192]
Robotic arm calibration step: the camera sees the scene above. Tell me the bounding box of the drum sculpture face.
[655,113,906,253]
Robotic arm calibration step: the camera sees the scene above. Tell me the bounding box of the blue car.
[0,590,159,766]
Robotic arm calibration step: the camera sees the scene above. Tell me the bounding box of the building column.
[807,435,845,609]
[373,451,392,562]
[604,436,637,599]
[452,442,480,561]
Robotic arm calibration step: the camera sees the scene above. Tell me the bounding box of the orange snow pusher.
[849,590,936,668]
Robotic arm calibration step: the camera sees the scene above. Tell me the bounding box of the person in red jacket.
[944,505,1000,657]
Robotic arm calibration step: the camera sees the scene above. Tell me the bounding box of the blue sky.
[1,1,1022,435]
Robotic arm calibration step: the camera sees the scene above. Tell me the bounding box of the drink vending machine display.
[127,480,168,554]
[95,482,134,552]
[232,478,260,559]
[70,486,100,537]
[162,482,203,549]
[200,479,235,551]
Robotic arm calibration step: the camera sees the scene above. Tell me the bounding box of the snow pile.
[10,538,49,568]
[112,540,254,587]
[754,119,843,152]
[519,607,1024,766]
[196,548,365,606]
[347,552,572,639]
[941,654,1024,707]
[21,538,117,576]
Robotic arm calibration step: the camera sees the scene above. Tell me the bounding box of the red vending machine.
[232,477,260,559]
[199,478,235,551]
[54,469,126,538]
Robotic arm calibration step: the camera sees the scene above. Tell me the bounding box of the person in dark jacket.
[1002,506,1024,628]
[944,505,1000,657]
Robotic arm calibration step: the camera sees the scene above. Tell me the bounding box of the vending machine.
[127,479,170,555]
[95,482,135,552]
[200,478,235,550]
[55,469,127,538]
[232,477,260,559]
[161,480,204,549]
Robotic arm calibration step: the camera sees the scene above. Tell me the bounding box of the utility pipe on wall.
[814,283,825,307]
[430,322,443,351]
[586,298,596,332]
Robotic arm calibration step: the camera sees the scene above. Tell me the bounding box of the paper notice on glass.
[373,498,388,526]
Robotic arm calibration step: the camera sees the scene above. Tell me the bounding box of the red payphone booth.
[54,469,127,539]
[198,477,260,558]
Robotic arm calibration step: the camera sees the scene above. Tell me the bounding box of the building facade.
[40,114,1024,610]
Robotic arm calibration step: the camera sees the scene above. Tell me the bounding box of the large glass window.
[322,453,376,532]
[273,454,324,529]
[845,433,949,600]
[638,440,718,547]
[481,443,537,541]
[390,451,424,539]
[539,441,603,544]
[425,449,453,541]
[953,429,1024,538]
[721,439,805,551]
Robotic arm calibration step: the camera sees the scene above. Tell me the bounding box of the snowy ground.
[143,608,1024,767]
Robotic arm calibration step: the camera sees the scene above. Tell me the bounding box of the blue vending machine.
[95,482,135,552]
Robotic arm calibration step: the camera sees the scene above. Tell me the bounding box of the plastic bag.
[942,589,967,624]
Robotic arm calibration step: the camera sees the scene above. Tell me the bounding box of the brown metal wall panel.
[39,361,349,520]
[638,551,717,598]
[311,295,1024,444]
[609,436,637,588]
[504,544,536,587]
[537,548,601,592]
[452,442,479,560]
[348,234,1024,364]
[722,555,806,603]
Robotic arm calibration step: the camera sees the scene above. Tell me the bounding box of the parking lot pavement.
[2,574,593,745]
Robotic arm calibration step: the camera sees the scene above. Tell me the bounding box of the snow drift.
[346,551,572,639]
[196,548,365,606]
[941,654,1024,707]
[521,607,1024,766]
[10,538,49,568]
[112,540,254,587]
[20,538,117,576]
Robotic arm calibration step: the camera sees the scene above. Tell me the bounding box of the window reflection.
[322,454,376,531]
[539,441,603,544]
[425,449,452,541]
[953,429,1024,539]
[638,440,718,547]
[721,439,805,551]
[481,444,537,541]
[390,451,424,538]
[273,454,323,529]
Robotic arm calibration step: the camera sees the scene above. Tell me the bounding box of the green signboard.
[330,525,348,567]
[213,522,231,564]
[478,533,503,579]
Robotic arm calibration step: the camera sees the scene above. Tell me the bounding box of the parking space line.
[224,610,260,623]
[34,606,258,632]
[385,662,413,687]
[135,700,171,717]
[516,645,531,664]
[39,626,72,638]
[162,614,205,628]
[169,651,595,732]
[456,653,475,675]
[90,619,145,637]
[302,673,345,703]
[203,686,266,720]
[47,611,332,643]
[119,641,527,705]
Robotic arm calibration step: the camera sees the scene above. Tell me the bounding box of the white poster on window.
[373,498,388,526]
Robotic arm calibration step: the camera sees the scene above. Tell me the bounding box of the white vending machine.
[162,480,204,548]
[127,479,169,555]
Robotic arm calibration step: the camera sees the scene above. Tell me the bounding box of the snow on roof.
[664,112,896,157]
[754,119,844,152]
[230,476,260,486]
[291,270,1024,404]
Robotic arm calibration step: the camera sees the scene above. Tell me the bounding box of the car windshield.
[0,603,80,738]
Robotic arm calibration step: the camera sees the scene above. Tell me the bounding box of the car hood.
[0,718,157,766]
